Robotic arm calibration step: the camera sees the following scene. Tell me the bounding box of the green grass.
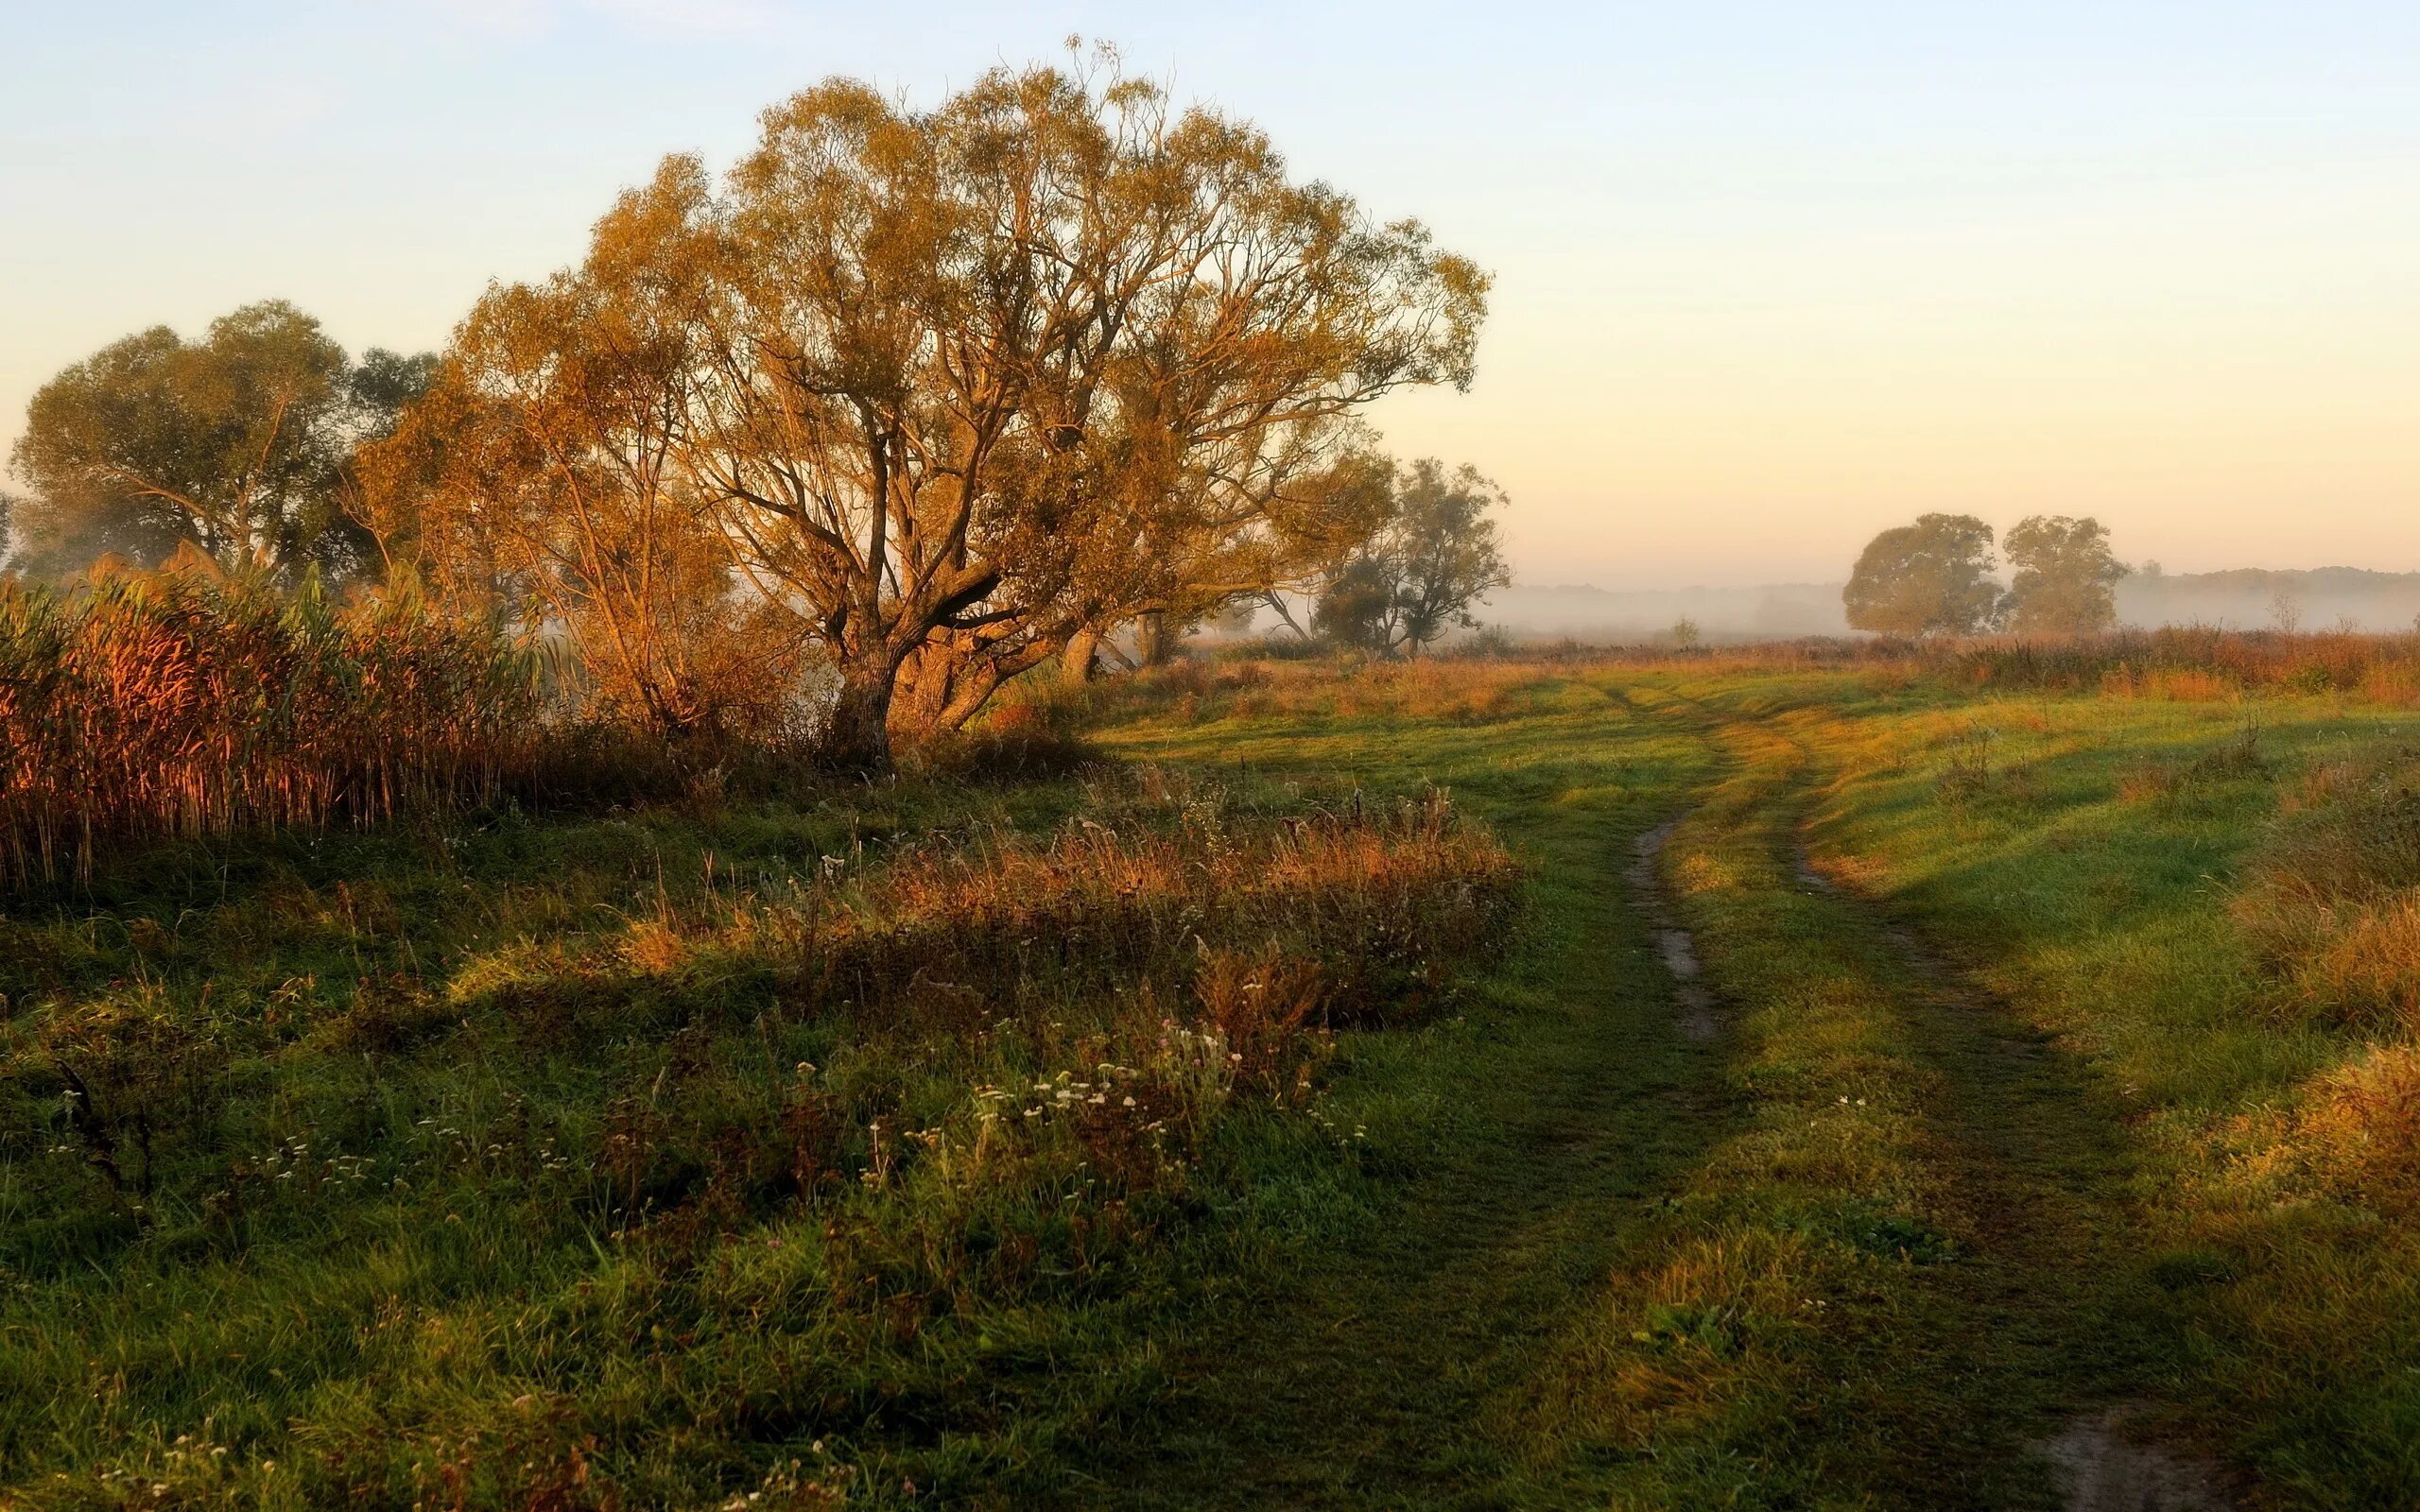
[9,659,2420,1508]
[1756,678,2420,1507]
[1078,662,2420,1507]
[1077,679,1731,1507]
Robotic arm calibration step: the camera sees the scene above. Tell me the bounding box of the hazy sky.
[4,1,2414,589]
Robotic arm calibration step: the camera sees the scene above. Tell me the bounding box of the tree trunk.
[823,662,895,775]
[1134,610,1171,668]
[931,660,1004,735]
[1063,622,1105,685]
[888,642,951,742]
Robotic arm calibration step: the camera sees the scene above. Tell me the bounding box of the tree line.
[1842,512,2131,638]
[5,57,1509,774]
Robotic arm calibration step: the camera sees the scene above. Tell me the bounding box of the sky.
[2,1,2414,590]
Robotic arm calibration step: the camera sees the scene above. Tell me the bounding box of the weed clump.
[2285,1043,2420,1215]
[2118,725,2273,807]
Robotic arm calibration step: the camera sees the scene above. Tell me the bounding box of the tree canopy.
[368,58,1488,768]
[1841,513,2004,638]
[9,301,430,580]
[12,56,1493,774]
[2002,514,2127,634]
[1311,458,1511,655]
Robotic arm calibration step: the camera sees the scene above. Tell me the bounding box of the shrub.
[9,985,230,1198]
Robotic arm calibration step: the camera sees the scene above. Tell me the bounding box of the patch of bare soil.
[2042,1408,2239,1512]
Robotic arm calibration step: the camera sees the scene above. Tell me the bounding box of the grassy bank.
[0,764,1514,1508]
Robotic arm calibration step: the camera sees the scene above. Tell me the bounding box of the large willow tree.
[378,56,1487,770]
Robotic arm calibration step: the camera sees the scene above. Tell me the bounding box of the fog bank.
[1465,569,2420,644]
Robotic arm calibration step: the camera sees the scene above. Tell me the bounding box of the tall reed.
[0,558,544,880]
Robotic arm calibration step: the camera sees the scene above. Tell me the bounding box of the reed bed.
[0,561,544,881]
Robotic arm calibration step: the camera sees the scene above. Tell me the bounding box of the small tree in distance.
[2003,514,2127,634]
[1841,513,2003,638]
[1311,458,1511,656]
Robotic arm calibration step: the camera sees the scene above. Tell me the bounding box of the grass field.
[7,655,2420,1508]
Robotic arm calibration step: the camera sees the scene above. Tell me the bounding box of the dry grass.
[1102,654,1561,725]
[0,558,544,881]
[512,782,1523,1042]
[2232,749,2420,1027]
[2285,1043,2420,1215]
[1958,627,2420,702]
[1064,627,2420,747]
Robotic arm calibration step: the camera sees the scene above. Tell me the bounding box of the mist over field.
[1448,567,2420,645]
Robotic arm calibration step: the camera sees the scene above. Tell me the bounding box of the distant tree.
[2139,558,2163,579]
[2270,587,2303,636]
[2002,514,2128,635]
[9,301,429,580]
[1210,599,1257,636]
[1842,514,2003,638]
[1462,623,1517,657]
[1670,615,1701,650]
[1313,458,1511,656]
[347,349,440,427]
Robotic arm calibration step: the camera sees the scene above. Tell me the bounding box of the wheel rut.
[1626,815,1719,1042]
[1794,841,2240,1512]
